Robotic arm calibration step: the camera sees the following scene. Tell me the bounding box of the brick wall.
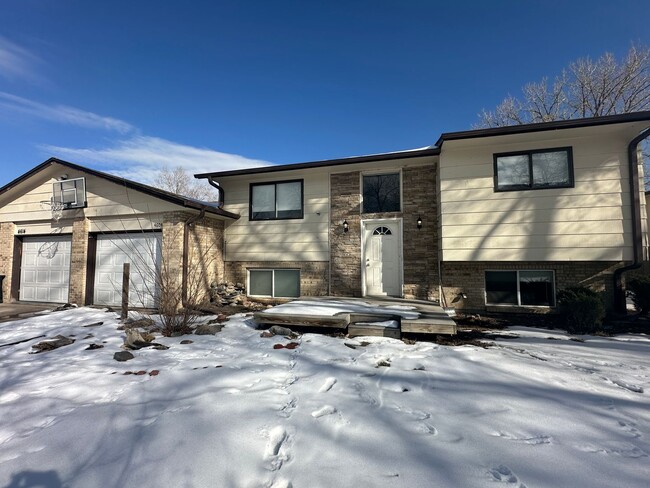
[160,211,226,308]
[0,223,15,302]
[442,261,622,313]
[330,172,362,296]
[225,261,329,297]
[187,216,225,302]
[329,165,439,300]
[68,218,89,305]
[402,166,438,300]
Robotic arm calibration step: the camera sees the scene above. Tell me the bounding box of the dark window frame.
[249,179,304,221]
[362,171,402,214]
[484,270,556,307]
[248,268,301,298]
[493,147,574,192]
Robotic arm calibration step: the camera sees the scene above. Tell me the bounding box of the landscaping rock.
[114,351,134,362]
[195,323,223,335]
[151,344,170,350]
[31,335,75,354]
[118,318,155,331]
[268,325,298,337]
[180,339,194,344]
[123,329,156,350]
[85,343,104,350]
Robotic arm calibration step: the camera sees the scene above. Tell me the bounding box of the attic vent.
[53,177,86,209]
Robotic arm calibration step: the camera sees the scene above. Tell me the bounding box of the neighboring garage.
[19,235,72,303]
[93,233,161,308]
[0,158,237,308]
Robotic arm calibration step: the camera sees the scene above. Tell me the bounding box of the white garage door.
[94,233,161,308]
[20,236,72,303]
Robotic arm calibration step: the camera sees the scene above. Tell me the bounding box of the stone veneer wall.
[0,222,16,302]
[225,261,329,297]
[442,261,623,313]
[329,165,439,300]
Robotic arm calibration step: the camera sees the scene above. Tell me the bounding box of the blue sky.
[1,0,649,186]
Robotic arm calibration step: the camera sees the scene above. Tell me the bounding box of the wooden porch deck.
[253,296,457,337]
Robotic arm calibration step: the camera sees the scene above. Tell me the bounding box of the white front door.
[20,236,72,303]
[363,220,402,296]
[94,233,161,308]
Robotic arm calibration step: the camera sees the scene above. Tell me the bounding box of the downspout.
[182,206,206,307]
[206,176,225,208]
[613,127,650,313]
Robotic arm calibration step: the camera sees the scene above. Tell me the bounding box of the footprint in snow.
[270,478,293,488]
[574,442,648,458]
[489,465,527,487]
[278,397,297,418]
[493,431,552,445]
[318,377,337,393]
[311,405,337,418]
[264,426,289,471]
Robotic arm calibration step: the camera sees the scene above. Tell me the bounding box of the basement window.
[249,269,300,298]
[53,177,86,209]
[485,270,555,307]
[494,147,573,191]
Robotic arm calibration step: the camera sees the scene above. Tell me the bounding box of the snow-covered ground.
[0,308,649,488]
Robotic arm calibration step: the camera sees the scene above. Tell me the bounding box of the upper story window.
[250,180,303,220]
[494,147,573,192]
[362,172,400,213]
[53,177,86,209]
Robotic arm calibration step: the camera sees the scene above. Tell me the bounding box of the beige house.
[195,111,650,314]
[1,112,649,314]
[0,158,236,308]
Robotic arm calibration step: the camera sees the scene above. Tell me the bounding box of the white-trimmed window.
[485,270,556,306]
[362,172,400,213]
[53,177,86,209]
[249,269,300,298]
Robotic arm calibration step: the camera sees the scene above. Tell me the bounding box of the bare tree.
[477,45,650,127]
[154,165,217,201]
[476,44,650,187]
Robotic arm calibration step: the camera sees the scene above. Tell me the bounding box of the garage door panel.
[20,236,71,303]
[94,233,161,308]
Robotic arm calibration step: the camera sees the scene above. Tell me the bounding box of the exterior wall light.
[343,220,349,233]
[417,216,423,229]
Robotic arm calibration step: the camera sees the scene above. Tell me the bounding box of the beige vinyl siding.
[439,123,648,262]
[221,169,330,262]
[0,164,184,227]
[217,156,436,263]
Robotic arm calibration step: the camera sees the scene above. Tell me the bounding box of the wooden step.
[348,323,401,339]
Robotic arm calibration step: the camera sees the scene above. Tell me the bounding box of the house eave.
[0,157,240,220]
[194,147,440,179]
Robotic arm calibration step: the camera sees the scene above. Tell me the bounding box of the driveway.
[0,303,55,323]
